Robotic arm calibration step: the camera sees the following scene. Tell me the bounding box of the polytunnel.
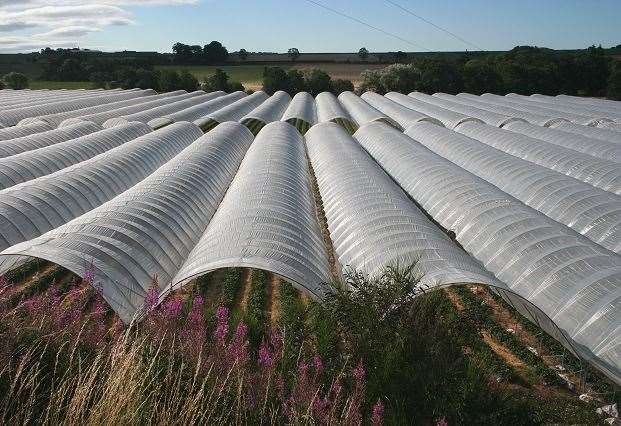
[0,89,122,112]
[406,121,621,253]
[517,94,621,122]
[549,120,621,144]
[506,93,621,123]
[360,91,442,128]
[192,91,269,132]
[305,122,501,286]
[0,120,53,142]
[480,93,611,126]
[451,121,621,196]
[0,121,102,158]
[338,91,400,128]
[281,92,317,133]
[315,92,357,133]
[170,121,332,302]
[0,89,154,127]
[503,121,621,163]
[557,94,621,114]
[59,91,206,127]
[447,93,568,126]
[0,122,254,322]
[240,91,291,135]
[0,122,151,190]
[354,122,621,385]
[103,91,225,128]
[385,92,482,129]
[409,92,526,127]
[0,122,203,255]
[148,91,246,130]
[17,90,184,127]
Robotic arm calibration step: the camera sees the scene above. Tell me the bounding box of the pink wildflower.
[353,360,366,383]
[436,417,448,426]
[258,342,274,368]
[371,399,385,425]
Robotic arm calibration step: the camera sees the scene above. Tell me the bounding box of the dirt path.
[268,274,281,325]
[237,268,252,313]
[203,270,224,307]
[443,287,464,311]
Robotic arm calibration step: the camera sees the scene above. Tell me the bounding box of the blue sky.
[1,0,620,53]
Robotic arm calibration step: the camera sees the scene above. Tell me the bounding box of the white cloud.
[0,0,198,52]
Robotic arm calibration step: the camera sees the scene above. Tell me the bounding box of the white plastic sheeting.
[354,121,621,385]
[59,91,205,127]
[241,91,291,124]
[17,91,183,127]
[0,121,53,142]
[522,94,621,122]
[408,92,525,127]
[448,93,568,126]
[0,89,154,127]
[315,92,354,124]
[386,92,482,129]
[556,95,621,115]
[360,92,442,128]
[0,123,254,322]
[549,121,621,144]
[338,91,399,128]
[281,92,317,126]
[103,91,225,127]
[408,122,621,253]
[148,91,246,129]
[452,121,621,196]
[201,91,269,124]
[506,93,621,123]
[480,93,611,126]
[172,121,331,299]
[0,122,202,254]
[503,121,621,163]
[306,122,502,287]
[0,121,102,158]
[0,122,151,190]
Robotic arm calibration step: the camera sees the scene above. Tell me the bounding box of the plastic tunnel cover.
[338,91,399,128]
[353,121,621,385]
[360,91,443,128]
[0,122,152,190]
[305,122,502,287]
[281,92,317,130]
[0,122,254,323]
[171,121,331,302]
[0,122,203,256]
[407,121,621,254]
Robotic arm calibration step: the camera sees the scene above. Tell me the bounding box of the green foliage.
[221,268,243,307]
[2,72,29,89]
[287,47,300,61]
[178,70,198,91]
[607,61,621,100]
[278,282,306,371]
[331,78,355,94]
[172,41,228,65]
[358,47,369,61]
[463,59,502,94]
[262,66,291,95]
[201,68,243,93]
[246,269,268,345]
[303,68,332,96]
[158,69,181,92]
[238,48,248,60]
[286,69,306,94]
[379,63,420,94]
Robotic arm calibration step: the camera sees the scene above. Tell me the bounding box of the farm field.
[0,87,620,423]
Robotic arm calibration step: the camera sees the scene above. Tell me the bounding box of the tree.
[462,60,502,94]
[203,68,230,92]
[286,69,306,94]
[172,42,193,64]
[238,49,249,61]
[2,72,29,89]
[358,69,386,94]
[416,58,463,94]
[0,80,5,90]
[58,58,87,81]
[358,47,369,61]
[392,51,407,63]
[304,69,332,96]
[607,62,621,100]
[204,41,228,64]
[287,48,300,62]
[262,66,291,94]
[331,79,354,95]
[178,70,198,91]
[379,63,421,94]
[159,70,182,92]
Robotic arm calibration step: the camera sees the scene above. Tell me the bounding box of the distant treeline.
[358,45,621,100]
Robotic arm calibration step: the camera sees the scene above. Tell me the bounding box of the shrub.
[358,69,385,94]
[2,72,29,89]
[304,69,332,96]
[607,61,621,100]
[262,66,291,95]
[178,70,198,92]
[379,63,421,94]
[331,78,354,95]
[158,69,182,92]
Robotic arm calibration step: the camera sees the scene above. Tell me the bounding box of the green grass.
[28,81,95,90]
